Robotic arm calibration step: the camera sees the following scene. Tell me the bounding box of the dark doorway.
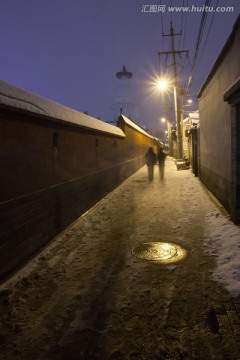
[234,104,240,222]
[191,126,199,177]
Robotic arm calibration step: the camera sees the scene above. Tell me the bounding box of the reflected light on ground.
[131,242,187,264]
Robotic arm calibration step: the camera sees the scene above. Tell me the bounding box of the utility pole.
[158,23,188,159]
[166,99,173,156]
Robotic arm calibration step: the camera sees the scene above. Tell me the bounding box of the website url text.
[141,5,235,13]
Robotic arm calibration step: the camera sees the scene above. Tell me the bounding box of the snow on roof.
[188,112,200,125]
[120,115,154,139]
[0,80,125,138]
[188,111,199,119]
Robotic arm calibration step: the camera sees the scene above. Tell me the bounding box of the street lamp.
[156,80,168,90]
[156,79,183,159]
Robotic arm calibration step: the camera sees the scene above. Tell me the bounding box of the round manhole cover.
[131,242,187,264]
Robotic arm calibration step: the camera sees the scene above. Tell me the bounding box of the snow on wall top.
[120,115,154,139]
[0,80,125,138]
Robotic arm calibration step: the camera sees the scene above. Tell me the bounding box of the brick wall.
[0,110,153,280]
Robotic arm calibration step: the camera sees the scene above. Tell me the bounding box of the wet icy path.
[0,158,237,359]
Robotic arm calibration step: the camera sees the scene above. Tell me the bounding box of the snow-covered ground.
[1,159,240,300]
[204,208,240,297]
[1,158,240,359]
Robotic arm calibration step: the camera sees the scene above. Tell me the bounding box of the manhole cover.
[131,242,187,264]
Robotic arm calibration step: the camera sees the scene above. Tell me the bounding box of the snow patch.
[204,210,240,296]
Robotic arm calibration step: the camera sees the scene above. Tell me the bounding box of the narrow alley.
[0,158,239,360]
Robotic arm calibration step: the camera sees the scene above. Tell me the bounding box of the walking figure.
[145,147,157,181]
[157,147,166,181]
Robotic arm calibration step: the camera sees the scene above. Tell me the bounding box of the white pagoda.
[109,65,139,124]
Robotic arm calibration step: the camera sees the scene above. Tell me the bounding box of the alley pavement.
[1,157,240,360]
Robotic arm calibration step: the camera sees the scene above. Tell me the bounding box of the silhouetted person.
[145,147,157,181]
[157,147,166,181]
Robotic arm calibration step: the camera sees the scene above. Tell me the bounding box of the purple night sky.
[0,0,239,133]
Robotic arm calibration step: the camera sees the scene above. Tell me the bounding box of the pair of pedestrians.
[145,147,166,181]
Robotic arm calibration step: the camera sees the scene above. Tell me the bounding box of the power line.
[187,0,213,90]
[194,0,220,74]
[194,0,211,64]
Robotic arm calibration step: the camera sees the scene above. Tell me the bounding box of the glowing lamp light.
[156,80,168,90]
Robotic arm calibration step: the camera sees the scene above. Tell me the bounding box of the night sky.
[0,0,239,133]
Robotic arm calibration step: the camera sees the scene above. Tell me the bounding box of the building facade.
[198,15,240,222]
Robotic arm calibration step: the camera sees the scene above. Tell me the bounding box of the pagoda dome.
[116,65,132,79]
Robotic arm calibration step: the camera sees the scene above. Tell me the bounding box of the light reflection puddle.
[131,242,187,264]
